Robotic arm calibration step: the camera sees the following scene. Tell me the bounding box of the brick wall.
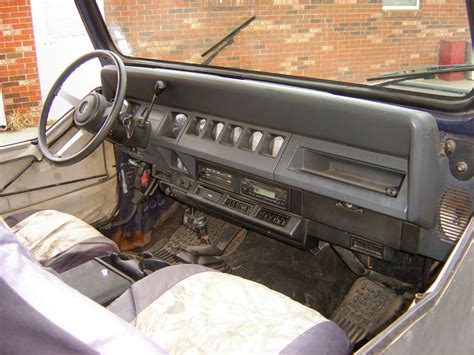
[0,0,40,116]
[104,0,470,83]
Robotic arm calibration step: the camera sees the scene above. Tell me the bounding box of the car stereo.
[198,164,235,190]
[197,162,289,209]
[241,177,288,208]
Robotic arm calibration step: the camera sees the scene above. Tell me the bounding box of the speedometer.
[170,113,188,138]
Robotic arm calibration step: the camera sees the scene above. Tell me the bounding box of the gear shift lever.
[176,215,223,265]
[193,216,210,244]
[137,80,167,127]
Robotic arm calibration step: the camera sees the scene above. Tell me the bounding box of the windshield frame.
[76,0,474,114]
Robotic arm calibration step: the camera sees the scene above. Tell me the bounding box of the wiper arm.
[201,16,256,66]
[367,64,474,87]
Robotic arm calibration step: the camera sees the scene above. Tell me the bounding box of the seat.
[4,209,119,273]
[108,265,351,354]
[0,219,351,354]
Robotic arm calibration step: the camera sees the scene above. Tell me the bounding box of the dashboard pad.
[101,65,445,261]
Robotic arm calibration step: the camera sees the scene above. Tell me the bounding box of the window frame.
[382,0,420,11]
[76,0,474,114]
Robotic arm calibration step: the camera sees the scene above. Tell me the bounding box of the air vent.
[438,187,471,243]
[351,235,384,259]
[224,197,253,214]
[256,208,289,226]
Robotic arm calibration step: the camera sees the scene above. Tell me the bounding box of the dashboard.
[101,65,454,262]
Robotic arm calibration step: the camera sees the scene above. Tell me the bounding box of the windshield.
[99,0,473,97]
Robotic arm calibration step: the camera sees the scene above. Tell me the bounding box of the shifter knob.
[137,80,167,127]
[154,80,167,95]
[192,216,208,239]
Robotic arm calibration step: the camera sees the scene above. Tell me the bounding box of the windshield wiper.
[201,16,256,66]
[367,64,474,87]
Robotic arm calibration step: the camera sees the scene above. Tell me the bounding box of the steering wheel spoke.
[55,129,87,158]
[58,90,81,108]
[102,106,113,119]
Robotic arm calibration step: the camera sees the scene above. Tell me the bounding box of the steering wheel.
[38,50,126,165]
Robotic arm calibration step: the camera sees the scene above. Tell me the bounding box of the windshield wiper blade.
[367,64,474,87]
[201,16,256,66]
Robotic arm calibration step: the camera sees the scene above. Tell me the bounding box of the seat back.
[0,220,165,354]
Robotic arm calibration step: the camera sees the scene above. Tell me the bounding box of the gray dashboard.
[101,65,444,260]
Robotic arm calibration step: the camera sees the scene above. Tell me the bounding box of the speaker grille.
[438,187,471,243]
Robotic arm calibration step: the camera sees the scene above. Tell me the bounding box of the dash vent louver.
[438,187,471,243]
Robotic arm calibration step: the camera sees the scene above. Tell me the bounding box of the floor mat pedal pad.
[331,277,396,345]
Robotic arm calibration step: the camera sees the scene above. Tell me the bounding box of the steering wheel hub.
[74,92,108,130]
[79,101,89,114]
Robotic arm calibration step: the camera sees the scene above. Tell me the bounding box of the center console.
[60,254,170,305]
[60,258,134,305]
[155,160,308,247]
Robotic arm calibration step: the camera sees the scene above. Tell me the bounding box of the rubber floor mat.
[331,277,397,345]
[224,237,358,317]
[149,211,246,272]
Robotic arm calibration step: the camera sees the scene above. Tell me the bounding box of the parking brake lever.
[137,80,167,127]
[110,253,145,280]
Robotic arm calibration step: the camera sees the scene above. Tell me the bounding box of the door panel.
[0,119,118,224]
[4,174,118,225]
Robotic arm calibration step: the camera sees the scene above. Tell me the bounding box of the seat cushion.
[109,264,351,354]
[9,210,119,272]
